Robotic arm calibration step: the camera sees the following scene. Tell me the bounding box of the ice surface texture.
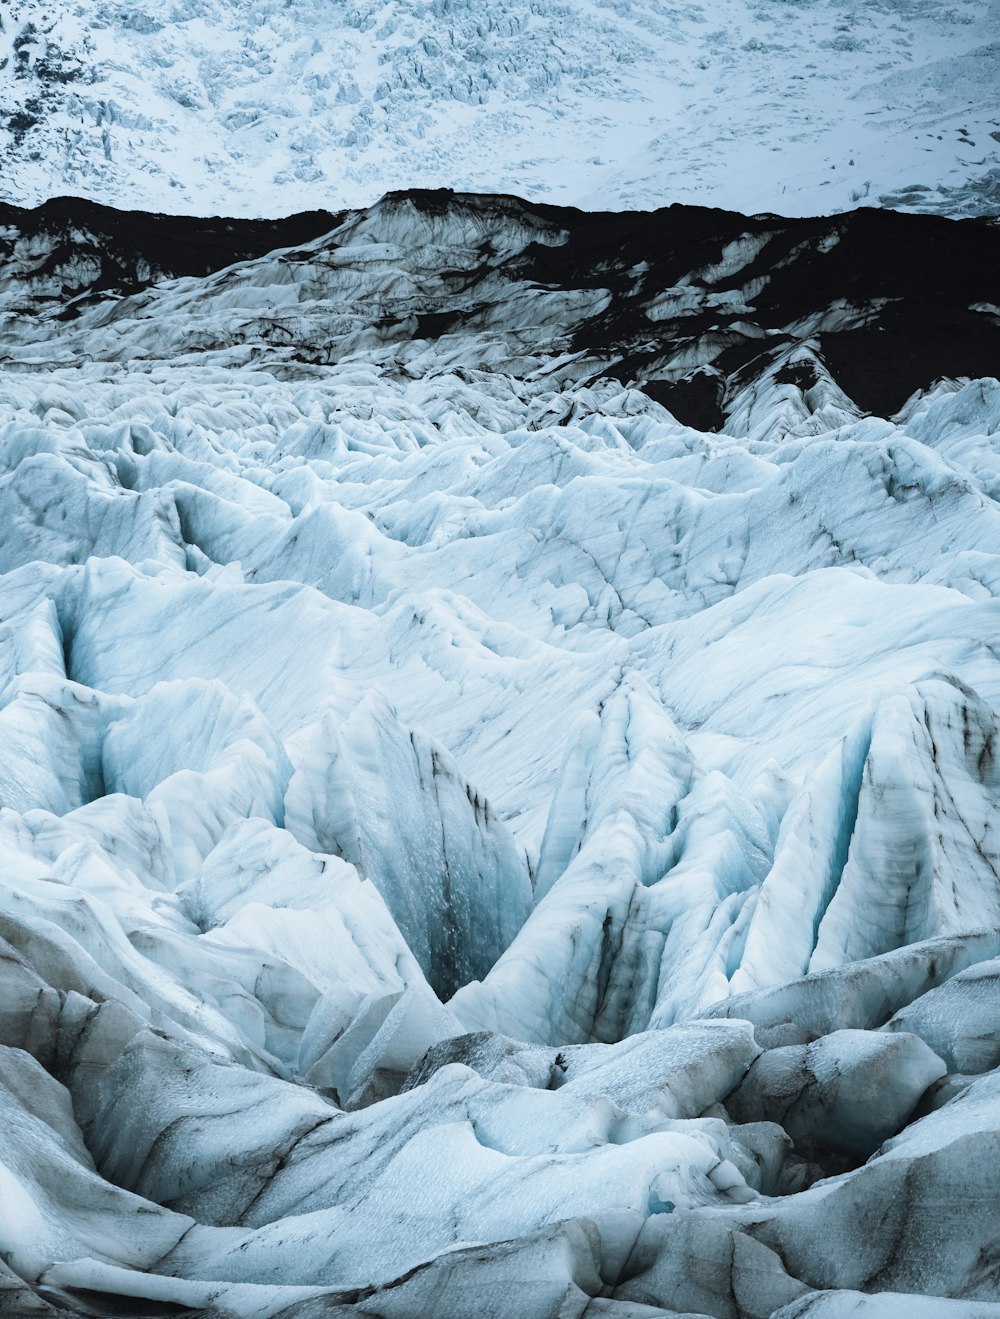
[0,191,999,1316]
[1,0,999,218]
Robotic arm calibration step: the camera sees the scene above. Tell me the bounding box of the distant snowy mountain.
[1,191,1000,1314]
[1,0,998,218]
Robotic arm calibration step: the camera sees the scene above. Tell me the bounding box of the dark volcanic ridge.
[2,190,998,429]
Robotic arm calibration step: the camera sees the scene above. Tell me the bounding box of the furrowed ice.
[0,191,998,1317]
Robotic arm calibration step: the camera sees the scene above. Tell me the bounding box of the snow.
[1,0,999,218]
[0,190,998,1313]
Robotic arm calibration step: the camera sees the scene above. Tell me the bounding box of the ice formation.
[0,190,999,1315]
[1,0,999,219]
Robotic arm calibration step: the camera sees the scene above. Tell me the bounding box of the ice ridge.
[0,191,998,1316]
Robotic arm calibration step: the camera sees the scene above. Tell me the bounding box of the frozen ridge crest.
[0,190,999,1317]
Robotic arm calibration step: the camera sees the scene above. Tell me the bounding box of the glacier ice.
[1,0,999,220]
[0,191,998,1315]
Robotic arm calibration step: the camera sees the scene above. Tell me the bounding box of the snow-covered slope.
[1,0,999,219]
[1,191,1000,1316]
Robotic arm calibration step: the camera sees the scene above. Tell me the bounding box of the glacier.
[1,0,999,219]
[0,189,999,1316]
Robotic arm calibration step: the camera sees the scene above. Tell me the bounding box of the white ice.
[0,200,998,1316]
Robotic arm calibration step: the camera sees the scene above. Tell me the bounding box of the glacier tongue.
[0,191,999,1315]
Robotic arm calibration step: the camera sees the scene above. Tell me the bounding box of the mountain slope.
[1,0,999,218]
[3,190,999,428]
